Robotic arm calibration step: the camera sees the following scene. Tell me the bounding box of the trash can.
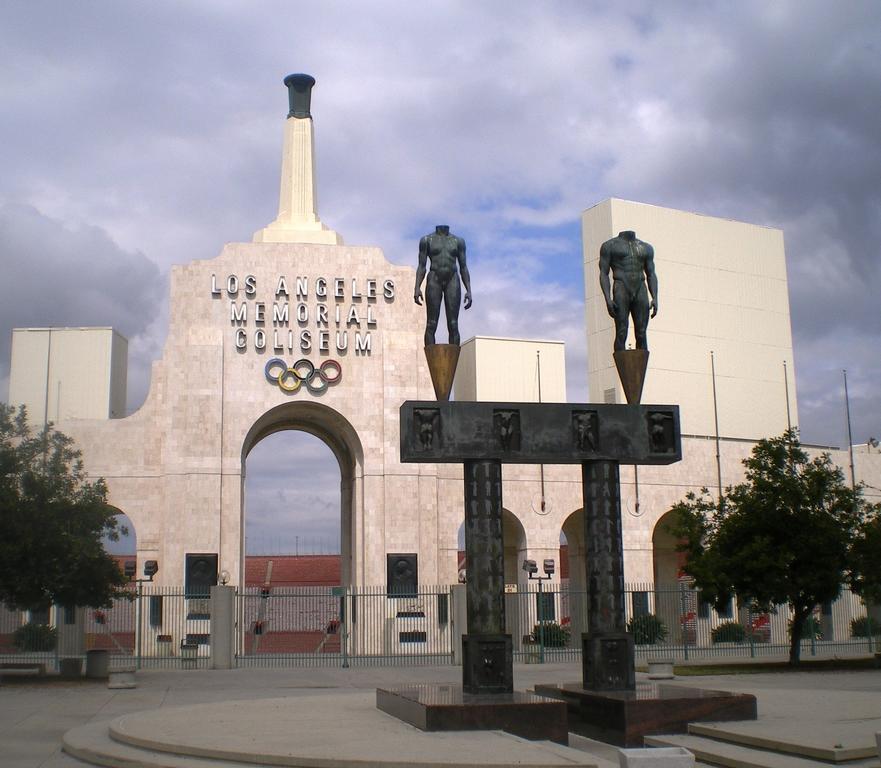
[85,649,109,678]
[59,657,83,678]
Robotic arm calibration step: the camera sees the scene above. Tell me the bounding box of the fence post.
[748,605,755,658]
[679,584,688,661]
[210,585,235,669]
[136,582,143,670]
[338,587,349,668]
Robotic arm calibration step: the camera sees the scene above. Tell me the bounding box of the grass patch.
[671,657,880,676]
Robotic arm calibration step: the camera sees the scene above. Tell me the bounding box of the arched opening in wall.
[453,511,526,586]
[91,509,137,656]
[652,510,685,587]
[245,431,341,587]
[102,510,137,558]
[240,402,363,659]
[502,509,526,586]
[242,402,363,590]
[652,509,690,644]
[560,509,587,641]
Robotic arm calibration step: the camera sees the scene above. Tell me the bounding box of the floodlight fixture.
[522,559,538,575]
[123,560,136,579]
[543,559,555,577]
[143,560,159,579]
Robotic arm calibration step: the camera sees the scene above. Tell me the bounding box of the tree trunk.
[789,607,808,666]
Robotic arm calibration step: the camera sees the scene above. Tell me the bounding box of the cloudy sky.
[3,2,880,552]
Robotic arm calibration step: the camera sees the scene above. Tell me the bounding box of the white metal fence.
[1,582,877,671]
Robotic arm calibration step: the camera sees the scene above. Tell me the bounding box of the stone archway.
[241,401,364,587]
[561,508,587,641]
[502,508,527,586]
[652,510,683,587]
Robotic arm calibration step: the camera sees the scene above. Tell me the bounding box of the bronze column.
[462,459,512,694]
[582,459,635,690]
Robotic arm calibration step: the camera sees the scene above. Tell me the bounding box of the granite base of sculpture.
[532,681,758,747]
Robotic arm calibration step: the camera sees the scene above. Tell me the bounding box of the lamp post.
[126,560,158,670]
[523,558,555,663]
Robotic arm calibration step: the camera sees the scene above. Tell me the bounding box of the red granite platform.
[376,683,569,744]
[533,681,757,747]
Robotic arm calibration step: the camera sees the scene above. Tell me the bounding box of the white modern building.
[8,327,128,425]
[453,336,566,403]
[583,198,797,440]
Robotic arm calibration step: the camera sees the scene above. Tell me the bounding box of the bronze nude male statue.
[599,230,658,351]
[414,225,472,346]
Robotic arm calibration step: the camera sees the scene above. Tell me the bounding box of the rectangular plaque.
[387,553,418,597]
[185,553,218,598]
[462,634,513,694]
[582,631,635,691]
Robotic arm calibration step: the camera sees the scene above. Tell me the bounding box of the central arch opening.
[241,401,364,589]
[245,432,340,557]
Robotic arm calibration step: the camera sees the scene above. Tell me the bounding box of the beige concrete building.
[583,198,797,440]
[453,336,566,403]
[580,198,881,591]
[8,327,128,425]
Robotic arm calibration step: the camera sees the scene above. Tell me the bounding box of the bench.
[0,662,46,678]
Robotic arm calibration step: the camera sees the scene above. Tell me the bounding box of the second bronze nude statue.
[599,230,658,351]
[414,225,472,346]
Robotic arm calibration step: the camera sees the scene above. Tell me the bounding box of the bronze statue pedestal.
[424,344,460,401]
[613,349,649,405]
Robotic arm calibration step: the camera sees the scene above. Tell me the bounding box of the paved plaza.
[1,661,879,768]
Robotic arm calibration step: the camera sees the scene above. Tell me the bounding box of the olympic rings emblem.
[264,358,342,395]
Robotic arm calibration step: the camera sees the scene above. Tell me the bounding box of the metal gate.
[236,585,456,667]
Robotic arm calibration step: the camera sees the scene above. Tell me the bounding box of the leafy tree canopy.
[0,404,128,610]
[849,515,881,606]
[669,429,878,665]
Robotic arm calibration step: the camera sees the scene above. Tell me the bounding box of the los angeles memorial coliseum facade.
[10,75,881,603]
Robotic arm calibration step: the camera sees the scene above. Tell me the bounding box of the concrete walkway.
[1,662,879,768]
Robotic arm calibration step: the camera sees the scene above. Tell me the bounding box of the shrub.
[789,615,823,640]
[711,621,746,643]
[13,622,57,652]
[851,616,881,638]
[532,622,570,648]
[627,613,668,645]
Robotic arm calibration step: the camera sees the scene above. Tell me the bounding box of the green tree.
[670,429,871,665]
[0,405,128,610]
[848,514,881,607]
